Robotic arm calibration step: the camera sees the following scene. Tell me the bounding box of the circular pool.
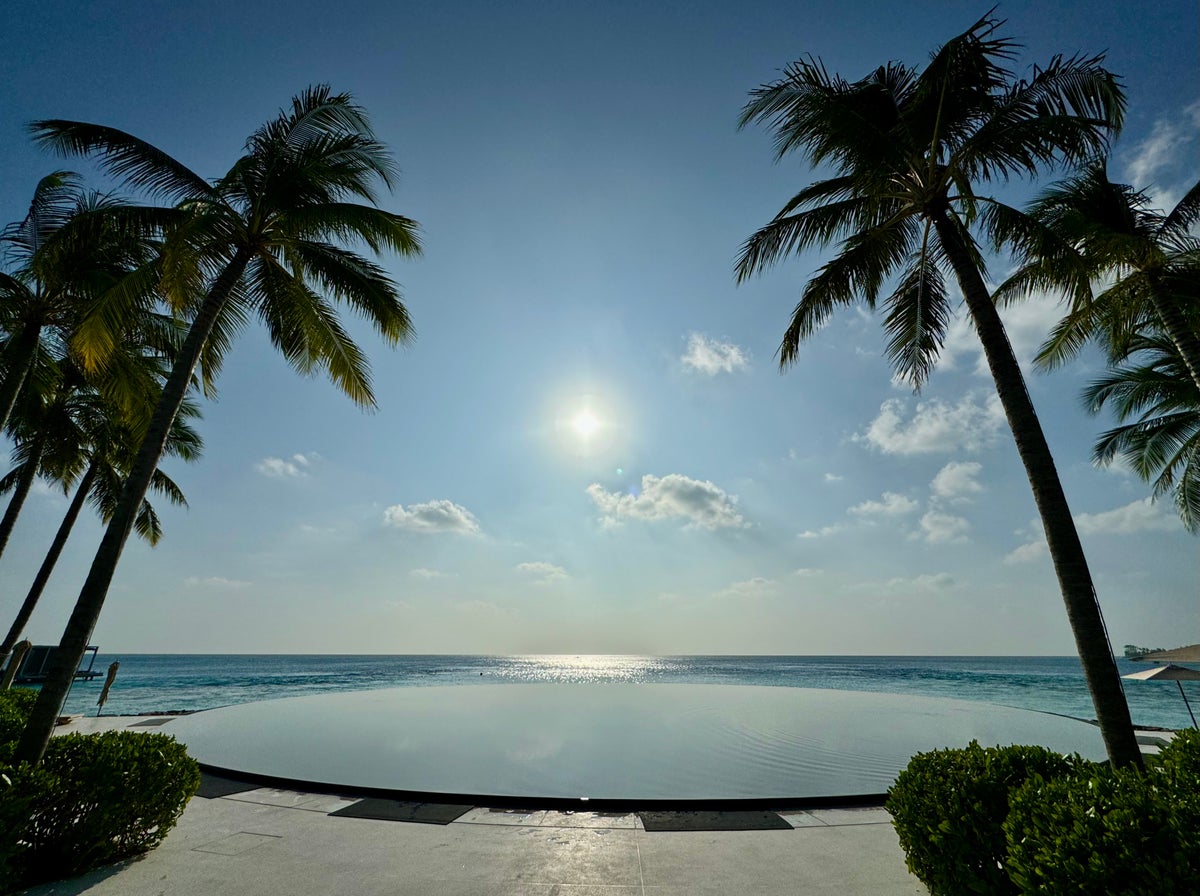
[166,683,1107,806]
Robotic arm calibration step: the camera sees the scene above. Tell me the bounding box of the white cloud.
[1005,540,1046,564]
[1005,498,1176,563]
[798,524,843,539]
[718,577,777,598]
[410,568,450,579]
[516,561,569,585]
[1074,498,1176,535]
[919,510,970,543]
[930,461,984,503]
[940,293,1067,376]
[383,499,481,534]
[586,473,747,529]
[793,567,821,577]
[1121,104,1200,208]
[823,472,844,482]
[885,572,955,591]
[857,394,1004,455]
[255,452,318,478]
[184,576,251,589]
[849,491,919,518]
[680,332,749,375]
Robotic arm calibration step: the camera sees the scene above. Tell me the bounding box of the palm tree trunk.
[0,462,97,669]
[0,434,47,562]
[0,323,40,436]
[933,211,1143,769]
[14,249,252,764]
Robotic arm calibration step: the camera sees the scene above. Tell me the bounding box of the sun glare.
[572,409,601,438]
[549,390,624,462]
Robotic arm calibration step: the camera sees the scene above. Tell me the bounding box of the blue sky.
[1,0,1196,654]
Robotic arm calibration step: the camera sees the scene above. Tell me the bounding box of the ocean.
[53,653,1198,730]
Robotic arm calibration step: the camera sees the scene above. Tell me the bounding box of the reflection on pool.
[167,684,1107,803]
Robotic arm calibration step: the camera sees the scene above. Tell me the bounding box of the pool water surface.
[167,683,1108,804]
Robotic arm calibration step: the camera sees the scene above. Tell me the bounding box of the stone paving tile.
[191,831,283,855]
[500,826,644,888]
[808,807,893,826]
[227,787,358,814]
[456,807,550,826]
[539,810,641,829]
[778,810,830,828]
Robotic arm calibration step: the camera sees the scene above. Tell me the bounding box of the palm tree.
[15,86,421,763]
[0,175,158,433]
[0,173,79,432]
[736,14,1142,766]
[0,386,200,670]
[0,362,83,561]
[1001,164,1200,389]
[1084,331,1200,532]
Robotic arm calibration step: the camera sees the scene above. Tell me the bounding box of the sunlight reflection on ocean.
[55,653,1198,730]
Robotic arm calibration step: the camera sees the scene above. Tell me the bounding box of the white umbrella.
[1123,664,1200,728]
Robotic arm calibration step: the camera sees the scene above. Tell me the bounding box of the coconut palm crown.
[998,164,1200,389]
[736,13,1141,766]
[1085,331,1200,532]
[0,174,162,434]
[15,86,421,763]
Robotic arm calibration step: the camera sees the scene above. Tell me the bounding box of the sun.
[572,409,601,438]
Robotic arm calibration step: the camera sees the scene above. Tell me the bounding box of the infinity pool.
[167,684,1108,804]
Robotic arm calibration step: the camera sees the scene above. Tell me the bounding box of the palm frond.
[883,239,950,388]
[1174,444,1200,532]
[980,198,1089,301]
[953,55,1124,182]
[68,256,164,375]
[779,216,919,367]
[247,86,397,191]
[29,121,214,202]
[278,203,421,258]
[148,468,188,507]
[249,255,376,406]
[280,241,413,345]
[735,190,883,281]
[0,172,82,264]
[740,57,914,175]
[133,499,163,545]
[194,280,252,397]
[1159,180,1200,243]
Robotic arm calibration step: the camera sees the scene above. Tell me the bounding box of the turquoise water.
[55,654,1198,730]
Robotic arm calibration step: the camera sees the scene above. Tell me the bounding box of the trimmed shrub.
[1155,728,1200,782]
[0,761,53,893]
[886,741,1083,896]
[0,689,38,759]
[1,731,200,890]
[1004,760,1200,894]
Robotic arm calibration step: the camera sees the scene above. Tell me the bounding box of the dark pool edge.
[195,762,889,812]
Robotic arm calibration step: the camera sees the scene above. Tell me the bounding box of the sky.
[0,0,1197,655]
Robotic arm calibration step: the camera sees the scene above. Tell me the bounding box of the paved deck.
[25,715,929,895]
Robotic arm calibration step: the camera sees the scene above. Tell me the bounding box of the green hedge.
[886,741,1082,895]
[1,731,200,891]
[0,689,38,760]
[1155,728,1200,782]
[890,736,1200,895]
[1004,757,1200,894]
